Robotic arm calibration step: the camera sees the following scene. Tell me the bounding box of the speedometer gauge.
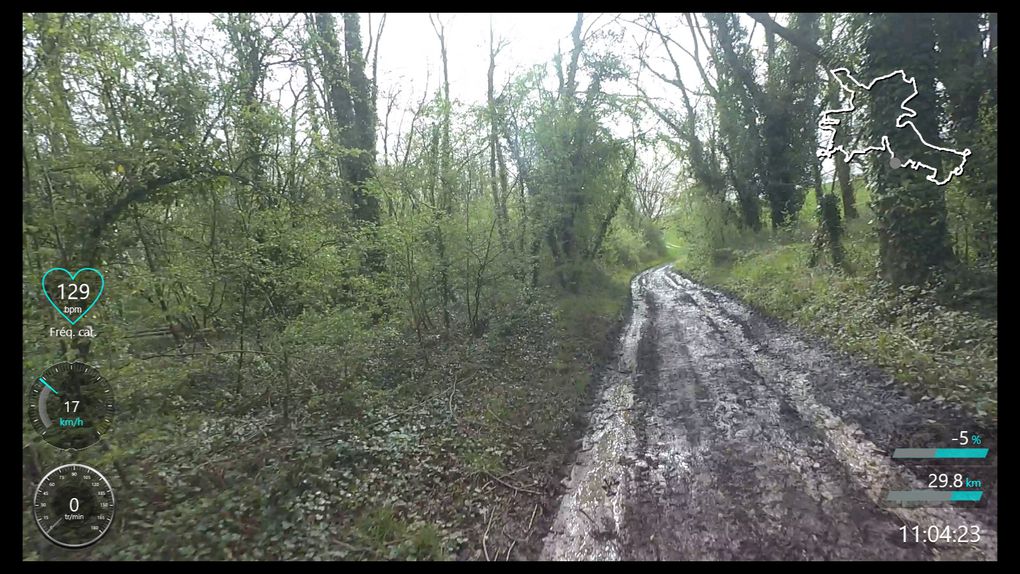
[28,362,115,451]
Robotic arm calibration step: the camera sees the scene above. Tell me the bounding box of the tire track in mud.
[542,265,996,561]
[538,271,649,560]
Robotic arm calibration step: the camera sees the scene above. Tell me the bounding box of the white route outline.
[817,68,971,187]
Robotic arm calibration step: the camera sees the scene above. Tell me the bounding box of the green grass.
[671,182,997,425]
[353,506,450,560]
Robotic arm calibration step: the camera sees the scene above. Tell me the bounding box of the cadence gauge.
[33,463,116,548]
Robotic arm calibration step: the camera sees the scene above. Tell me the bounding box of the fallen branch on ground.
[527,503,539,532]
[484,470,542,495]
[483,506,495,561]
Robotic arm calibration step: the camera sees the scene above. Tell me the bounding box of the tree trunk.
[835,158,857,219]
[866,13,954,285]
[487,22,511,252]
[343,13,380,226]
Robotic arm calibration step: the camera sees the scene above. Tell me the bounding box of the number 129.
[58,283,90,300]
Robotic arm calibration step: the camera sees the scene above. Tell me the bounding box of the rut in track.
[541,264,996,561]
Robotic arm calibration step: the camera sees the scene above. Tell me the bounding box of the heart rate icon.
[42,267,105,326]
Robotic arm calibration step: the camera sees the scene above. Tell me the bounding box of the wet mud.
[541,265,996,561]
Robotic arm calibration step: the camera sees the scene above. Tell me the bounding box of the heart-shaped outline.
[42,267,105,326]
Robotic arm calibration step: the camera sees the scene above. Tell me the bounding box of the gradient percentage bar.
[891,448,989,459]
[886,490,983,502]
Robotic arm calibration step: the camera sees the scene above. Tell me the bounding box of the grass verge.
[670,184,997,426]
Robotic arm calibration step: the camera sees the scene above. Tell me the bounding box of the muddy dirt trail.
[541,265,996,561]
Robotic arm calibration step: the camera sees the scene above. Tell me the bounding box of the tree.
[310,13,379,226]
[530,14,636,290]
[863,13,954,285]
[934,13,997,262]
[705,12,764,231]
[487,19,511,252]
[343,13,379,225]
[634,14,727,211]
[632,147,677,221]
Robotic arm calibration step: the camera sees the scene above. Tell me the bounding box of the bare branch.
[683,13,719,97]
[747,12,829,68]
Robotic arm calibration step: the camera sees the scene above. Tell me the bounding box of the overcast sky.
[364,13,773,144]
[154,13,826,182]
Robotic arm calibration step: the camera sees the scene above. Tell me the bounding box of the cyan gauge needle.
[38,377,59,395]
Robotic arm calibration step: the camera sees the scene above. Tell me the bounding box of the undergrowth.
[670,182,997,426]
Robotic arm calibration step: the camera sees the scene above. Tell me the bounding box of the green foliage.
[672,176,996,426]
[668,184,747,277]
[603,222,647,268]
[669,11,995,432]
[22,12,670,561]
[946,97,997,264]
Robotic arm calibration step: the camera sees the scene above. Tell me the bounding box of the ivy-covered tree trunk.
[757,13,820,229]
[707,13,763,231]
[865,13,954,285]
[934,13,984,139]
[809,160,847,271]
[343,13,380,226]
[311,13,353,200]
[312,13,382,274]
